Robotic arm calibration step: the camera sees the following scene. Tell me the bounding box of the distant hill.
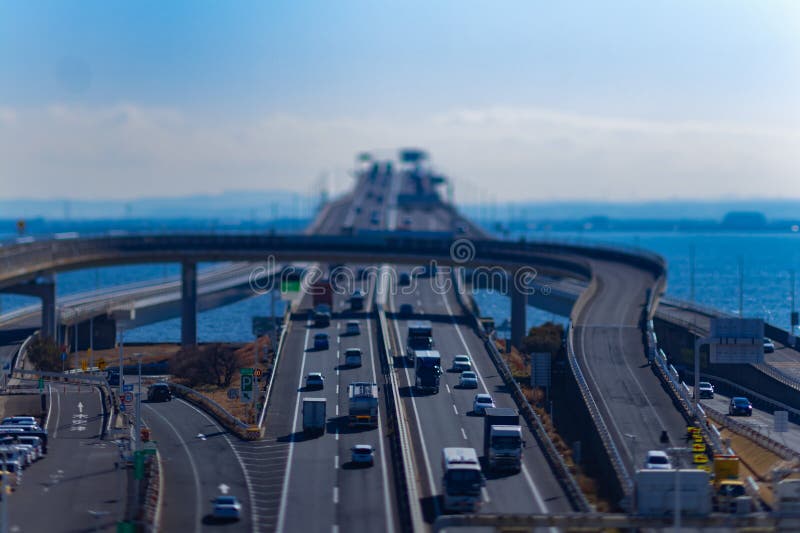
[0,190,321,220]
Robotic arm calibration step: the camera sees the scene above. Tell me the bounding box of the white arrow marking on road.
[197,433,207,440]
[78,402,84,413]
[218,483,230,494]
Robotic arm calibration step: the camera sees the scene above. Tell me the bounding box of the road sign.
[775,410,789,433]
[227,388,240,400]
[38,377,44,391]
[123,392,134,403]
[530,352,551,390]
[281,279,300,293]
[240,367,254,376]
[709,318,765,364]
[61,352,67,361]
[119,402,126,412]
[123,384,134,392]
[80,359,88,372]
[254,368,264,379]
[97,358,106,371]
[240,375,254,403]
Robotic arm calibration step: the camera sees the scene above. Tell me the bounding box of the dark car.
[764,337,775,353]
[148,383,172,402]
[399,303,414,316]
[728,396,752,416]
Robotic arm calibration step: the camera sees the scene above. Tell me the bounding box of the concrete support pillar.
[181,261,197,347]
[41,282,56,340]
[1,277,57,340]
[511,275,527,349]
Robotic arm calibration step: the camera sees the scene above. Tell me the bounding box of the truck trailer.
[302,398,326,436]
[348,382,378,427]
[482,408,523,471]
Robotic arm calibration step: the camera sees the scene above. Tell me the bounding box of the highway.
[143,397,253,531]
[263,276,398,533]
[700,391,800,453]
[572,261,688,475]
[387,267,573,521]
[8,382,121,532]
[0,149,707,531]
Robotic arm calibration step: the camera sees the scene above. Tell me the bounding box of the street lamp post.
[668,447,689,532]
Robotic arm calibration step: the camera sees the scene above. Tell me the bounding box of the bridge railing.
[566,321,634,500]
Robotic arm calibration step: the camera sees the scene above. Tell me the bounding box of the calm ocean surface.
[2,230,799,341]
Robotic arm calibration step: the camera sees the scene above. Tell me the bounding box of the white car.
[473,394,495,415]
[345,320,360,336]
[351,444,375,466]
[211,495,242,521]
[644,450,672,470]
[452,355,472,373]
[459,371,478,389]
[698,381,714,399]
[305,373,325,390]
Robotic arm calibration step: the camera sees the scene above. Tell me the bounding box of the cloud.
[0,104,797,201]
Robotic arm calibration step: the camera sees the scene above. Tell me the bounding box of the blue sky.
[1,0,798,201]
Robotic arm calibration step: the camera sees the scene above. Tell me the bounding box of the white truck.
[483,408,523,472]
[635,469,711,516]
[302,398,326,436]
[348,382,378,427]
[441,447,484,512]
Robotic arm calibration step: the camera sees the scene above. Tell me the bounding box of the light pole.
[624,433,638,469]
[668,447,689,531]
[134,352,143,453]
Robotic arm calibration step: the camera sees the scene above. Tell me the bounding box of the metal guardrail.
[650,348,724,453]
[566,322,634,499]
[167,382,259,440]
[376,294,423,532]
[702,403,800,463]
[258,303,293,430]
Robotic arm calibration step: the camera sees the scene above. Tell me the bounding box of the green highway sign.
[281,279,300,293]
[240,367,254,376]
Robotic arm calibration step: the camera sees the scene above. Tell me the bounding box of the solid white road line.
[389,289,440,517]
[276,321,311,533]
[367,316,396,533]
[145,405,203,532]
[439,289,550,514]
[180,400,257,532]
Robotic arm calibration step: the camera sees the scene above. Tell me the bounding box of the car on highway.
[643,450,672,470]
[13,444,35,466]
[147,383,172,402]
[17,436,43,460]
[350,444,375,466]
[729,397,753,416]
[451,355,472,373]
[314,333,329,350]
[459,371,478,389]
[472,394,495,415]
[344,348,362,367]
[399,303,414,316]
[314,310,331,327]
[211,495,242,521]
[1,416,38,429]
[305,372,325,390]
[698,381,714,399]
[344,320,361,336]
[764,337,775,353]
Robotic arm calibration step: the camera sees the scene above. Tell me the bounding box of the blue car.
[728,397,752,416]
[314,333,329,350]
